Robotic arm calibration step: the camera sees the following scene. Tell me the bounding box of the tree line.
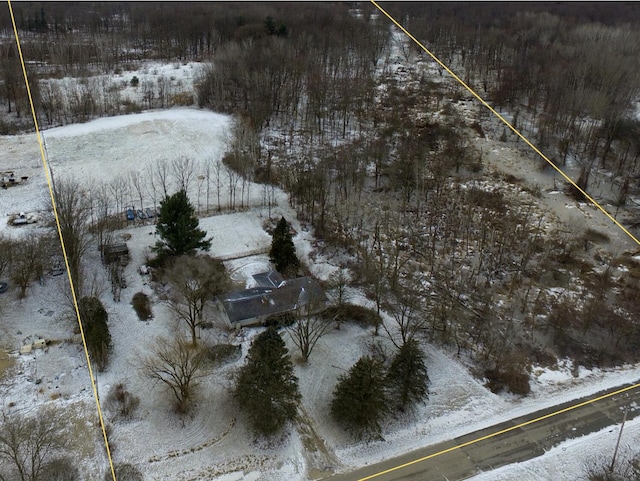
[387,2,640,190]
[203,3,640,393]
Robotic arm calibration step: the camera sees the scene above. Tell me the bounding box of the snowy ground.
[1,109,640,481]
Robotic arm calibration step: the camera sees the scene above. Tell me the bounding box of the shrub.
[264,312,296,328]
[499,127,508,142]
[131,292,153,320]
[201,343,242,366]
[104,463,144,481]
[471,121,485,138]
[121,99,141,113]
[105,383,140,420]
[170,92,194,106]
[320,304,382,329]
[485,362,530,395]
[465,187,507,213]
[584,452,640,481]
[42,457,80,480]
[583,228,610,245]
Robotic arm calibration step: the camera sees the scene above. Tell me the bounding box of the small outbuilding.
[102,243,130,265]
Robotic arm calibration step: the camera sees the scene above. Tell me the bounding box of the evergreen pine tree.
[154,190,211,258]
[234,327,301,435]
[269,216,299,275]
[79,296,111,371]
[331,356,388,438]
[386,339,430,411]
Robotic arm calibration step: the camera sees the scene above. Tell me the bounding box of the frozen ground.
[1,110,639,481]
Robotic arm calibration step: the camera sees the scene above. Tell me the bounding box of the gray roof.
[252,270,285,288]
[218,276,325,324]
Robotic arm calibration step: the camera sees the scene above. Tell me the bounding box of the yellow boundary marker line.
[357,382,640,480]
[7,2,118,480]
[360,2,640,480]
[371,0,640,248]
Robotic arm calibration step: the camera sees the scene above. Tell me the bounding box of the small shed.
[102,243,130,265]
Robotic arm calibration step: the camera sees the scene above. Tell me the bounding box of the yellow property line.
[371,0,640,248]
[358,382,640,480]
[360,3,640,479]
[6,2,118,480]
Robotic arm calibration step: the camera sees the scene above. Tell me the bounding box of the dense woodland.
[2,2,640,392]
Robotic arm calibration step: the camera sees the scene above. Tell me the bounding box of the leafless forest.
[2,2,640,393]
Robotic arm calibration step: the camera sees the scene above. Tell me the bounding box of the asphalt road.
[325,381,640,481]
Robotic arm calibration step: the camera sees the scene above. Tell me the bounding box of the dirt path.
[475,137,640,256]
[296,405,344,480]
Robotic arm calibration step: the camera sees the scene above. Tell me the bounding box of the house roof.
[217,275,325,324]
[252,270,285,288]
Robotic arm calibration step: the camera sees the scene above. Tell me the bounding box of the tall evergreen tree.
[234,327,301,435]
[154,190,211,258]
[386,339,430,411]
[269,216,299,275]
[79,296,111,371]
[331,356,388,438]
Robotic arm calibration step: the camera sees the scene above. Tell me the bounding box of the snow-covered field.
[1,108,639,481]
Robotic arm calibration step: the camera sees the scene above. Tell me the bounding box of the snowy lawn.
[1,109,639,481]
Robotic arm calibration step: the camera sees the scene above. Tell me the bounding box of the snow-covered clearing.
[1,108,639,481]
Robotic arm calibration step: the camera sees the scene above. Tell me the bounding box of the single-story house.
[214,271,326,329]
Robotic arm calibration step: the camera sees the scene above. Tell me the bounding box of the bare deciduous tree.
[164,255,230,346]
[51,179,93,296]
[172,156,196,193]
[9,236,45,299]
[383,287,428,349]
[153,158,171,198]
[286,296,332,363]
[129,171,145,213]
[108,177,128,229]
[140,336,207,413]
[213,161,223,211]
[0,409,70,481]
[0,233,13,279]
[87,182,113,250]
